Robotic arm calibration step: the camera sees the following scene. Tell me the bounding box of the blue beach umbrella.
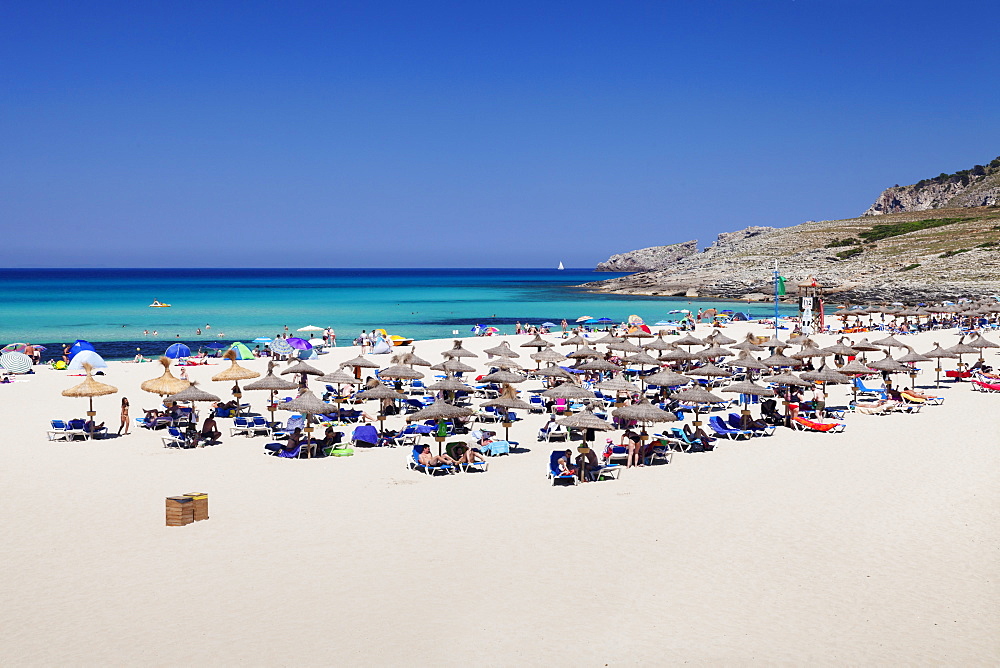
[253,337,273,343]
[541,322,557,328]
[164,343,192,359]
[68,340,96,360]
[596,317,614,324]
[205,342,227,349]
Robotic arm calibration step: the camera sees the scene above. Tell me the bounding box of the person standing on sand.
[330,328,336,347]
[118,397,130,435]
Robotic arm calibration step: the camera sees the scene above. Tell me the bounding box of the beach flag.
[776,276,788,296]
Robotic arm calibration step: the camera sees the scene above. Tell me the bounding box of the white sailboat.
[557,261,564,270]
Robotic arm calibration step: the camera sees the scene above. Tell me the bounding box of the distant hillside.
[582,207,1000,303]
[864,156,1000,215]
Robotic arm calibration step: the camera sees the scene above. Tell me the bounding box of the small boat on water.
[149,300,171,308]
[557,261,564,270]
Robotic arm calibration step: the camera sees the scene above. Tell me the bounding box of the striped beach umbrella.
[0,352,32,374]
[268,339,295,356]
[1,342,30,354]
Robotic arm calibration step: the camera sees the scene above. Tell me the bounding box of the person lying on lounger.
[418,444,456,467]
[453,443,487,465]
[683,424,716,451]
[901,388,942,401]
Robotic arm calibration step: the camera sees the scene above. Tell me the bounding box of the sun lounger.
[790,416,845,433]
[229,416,252,437]
[47,419,86,441]
[547,450,578,486]
[407,447,455,475]
[971,378,1000,393]
[709,415,752,440]
[726,413,775,436]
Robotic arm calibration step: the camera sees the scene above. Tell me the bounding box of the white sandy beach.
[1,322,998,665]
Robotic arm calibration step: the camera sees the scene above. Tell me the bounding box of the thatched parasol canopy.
[896,348,931,364]
[566,344,602,359]
[560,334,589,347]
[481,386,532,411]
[947,340,980,356]
[576,358,620,372]
[592,332,623,346]
[760,335,789,349]
[443,340,478,358]
[706,329,737,345]
[542,383,595,400]
[340,355,380,369]
[871,335,907,349]
[696,344,734,359]
[670,386,725,404]
[720,380,775,397]
[800,365,850,384]
[608,340,643,354]
[530,348,566,363]
[839,359,876,375]
[398,349,432,367]
[687,363,733,378]
[480,369,526,384]
[142,357,191,396]
[279,390,336,415]
[430,358,477,373]
[849,338,881,352]
[867,353,911,374]
[968,334,1000,349]
[315,369,362,385]
[280,360,324,377]
[63,364,118,400]
[822,342,859,357]
[765,371,812,387]
[643,335,673,352]
[356,382,404,400]
[378,364,426,380]
[790,345,829,360]
[612,397,677,423]
[760,351,802,368]
[659,346,699,362]
[731,333,765,352]
[532,365,573,380]
[164,381,221,403]
[407,399,474,422]
[425,376,473,392]
[595,375,641,393]
[483,341,520,358]
[673,333,704,347]
[557,407,612,431]
[245,361,300,391]
[727,353,768,371]
[922,343,959,359]
[644,369,693,386]
[520,334,551,349]
[211,351,261,382]
[623,351,659,366]
[487,356,524,369]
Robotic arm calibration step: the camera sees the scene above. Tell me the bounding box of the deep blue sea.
[0,268,798,359]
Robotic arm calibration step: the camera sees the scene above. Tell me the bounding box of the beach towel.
[481,440,510,456]
[792,416,843,432]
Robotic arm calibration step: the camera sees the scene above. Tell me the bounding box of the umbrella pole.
[233,381,242,417]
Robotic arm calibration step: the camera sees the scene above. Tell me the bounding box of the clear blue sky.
[3,1,998,268]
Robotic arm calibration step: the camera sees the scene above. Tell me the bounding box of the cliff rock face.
[864,157,1000,215]
[595,240,698,272]
[581,208,1000,303]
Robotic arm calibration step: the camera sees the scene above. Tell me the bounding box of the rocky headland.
[582,156,1000,304]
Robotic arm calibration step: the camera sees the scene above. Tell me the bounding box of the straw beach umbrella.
[921,343,959,388]
[520,334,551,351]
[164,381,221,431]
[731,333,765,353]
[210,350,260,415]
[142,357,191,397]
[967,333,1000,364]
[867,352,911,389]
[483,341,520,358]
[480,385,532,442]
[720,379,775,416]
[533,364,573,381]
[560,334,588,348]
[486,356,524,370]
[566,344,602,359]
[406,399,475,453]
[430,358,476,374]
[280,360,324,390]
[612,397,677,443]
[356,382,405,434]
[378,364,425,381]
[669,385,725,427]
[245,362,299,425]
[340,354,380,379]
[576,357,620,373]
[62,362,118,427]
[444,340,478,359]
[645,368,694,388]
[480,369,526,384]
[947,336,980,378]
[896,347,931,389]
[530,348,564,364]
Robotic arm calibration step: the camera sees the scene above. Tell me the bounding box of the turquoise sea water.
[0,268,798,358]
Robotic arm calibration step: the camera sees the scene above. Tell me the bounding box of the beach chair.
[709,415,752,440]
[790,416,846,433]
[410,380,426,396]
[727,413,775,437]
[273,415,306,438]
[249,416,272,438]
[229,416,252,438]
[853,377,889,400]
[446,441,489,472]
[901,390,943,405]
[407,446,455,476]
[971,378,1000,393]
[48,419,86,441]
[352,424,379,448]
[529,396,546,413]
[547,450,578,486]
[162,427,190,448]
[646,438,674,466]
[480,440,511,456]
[276,444,302,458]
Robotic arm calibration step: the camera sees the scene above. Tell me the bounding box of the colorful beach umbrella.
[164,343,192,359]
[268,339,295,355]
[1,342,30,354]
[285,337,313,350]
[576,316,594,322]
